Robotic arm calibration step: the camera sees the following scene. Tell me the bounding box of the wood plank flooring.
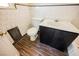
[14,34,65,56]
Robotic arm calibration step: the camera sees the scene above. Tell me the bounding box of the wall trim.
[15,3,79,7]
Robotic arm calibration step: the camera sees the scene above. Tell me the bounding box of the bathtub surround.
[31,4,79,21]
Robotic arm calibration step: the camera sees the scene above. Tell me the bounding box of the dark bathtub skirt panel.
[40,26,78,52]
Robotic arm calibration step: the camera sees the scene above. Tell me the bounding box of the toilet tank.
[32,18,43,27]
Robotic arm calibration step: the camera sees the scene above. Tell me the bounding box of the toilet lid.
[27,27,39,36]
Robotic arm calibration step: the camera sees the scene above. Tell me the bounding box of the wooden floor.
[14,34,65,56]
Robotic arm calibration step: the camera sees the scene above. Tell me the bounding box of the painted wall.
[71,19,79,29]
[0,5,32,55]
[70,11,79,55]
[0,34,19,56]
[31,6,79,21]
[0,5,32,36]
[71,5,79,29]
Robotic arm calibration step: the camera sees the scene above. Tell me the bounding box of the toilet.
[26,18,43,41]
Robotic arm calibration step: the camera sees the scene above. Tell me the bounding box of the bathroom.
[0,3,79,56]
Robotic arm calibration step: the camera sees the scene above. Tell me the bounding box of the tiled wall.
[31,6,79,21]
[0,5,32,36]
[0,5,32,55]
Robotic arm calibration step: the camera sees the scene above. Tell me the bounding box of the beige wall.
[0,34,19,56]
[0,5,32,55]
[69,12,79,55]
[69,14,79,55]
[0,5,32,36]
[71,19,79,29]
